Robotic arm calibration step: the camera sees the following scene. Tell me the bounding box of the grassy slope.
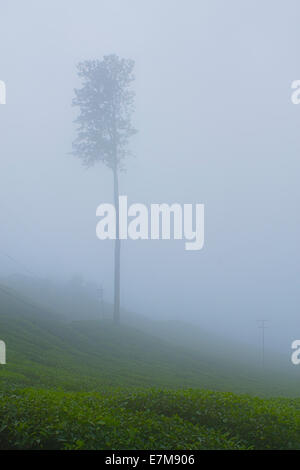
[0,285,300,449]
[0,286,240,391]
[0,286,297,395]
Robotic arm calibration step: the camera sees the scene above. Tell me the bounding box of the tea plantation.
[0,286,299,449]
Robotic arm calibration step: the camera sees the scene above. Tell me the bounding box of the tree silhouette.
[72,54,136,324]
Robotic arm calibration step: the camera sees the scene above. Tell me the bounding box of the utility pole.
[258,320,267,370]
[98,285,104,319]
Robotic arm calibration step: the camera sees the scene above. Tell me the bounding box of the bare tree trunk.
[113,168,120,324]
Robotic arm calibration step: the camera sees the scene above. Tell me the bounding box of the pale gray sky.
[0,1,299,353]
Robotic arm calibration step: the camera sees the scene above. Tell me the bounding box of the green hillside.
[0,283,300,449]
[0,284,297,395]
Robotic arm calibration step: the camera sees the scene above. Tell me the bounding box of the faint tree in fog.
[72,55,136,324]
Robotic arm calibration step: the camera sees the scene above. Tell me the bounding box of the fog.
[0,1,299,359]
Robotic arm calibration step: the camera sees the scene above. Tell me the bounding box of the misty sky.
[0,1,300,354]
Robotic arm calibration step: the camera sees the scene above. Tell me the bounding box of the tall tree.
[72,55,136,324]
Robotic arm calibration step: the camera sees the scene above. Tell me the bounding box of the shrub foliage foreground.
[0,388,299,450]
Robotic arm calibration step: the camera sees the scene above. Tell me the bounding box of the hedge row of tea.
[0,388,299,450]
